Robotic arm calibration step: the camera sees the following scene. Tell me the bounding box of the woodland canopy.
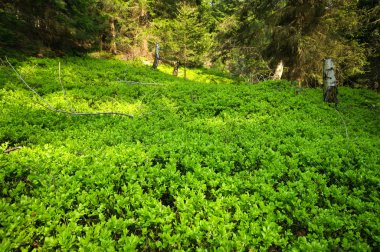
[1,0,379,87]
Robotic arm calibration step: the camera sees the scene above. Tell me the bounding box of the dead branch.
[4,57,134,118]
[116,80,163,86]
[4,146,22,154]
[58,62,75,112]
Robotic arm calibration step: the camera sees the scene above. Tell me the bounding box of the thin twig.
[5,57,57,111]
[58,62,75,112]
[4,146,22,154]
[4,57,134,118]
[335,109,349,139]
[116,79,164,86]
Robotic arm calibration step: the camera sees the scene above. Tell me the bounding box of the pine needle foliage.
[266,0,367,86]
[154,4,211,77]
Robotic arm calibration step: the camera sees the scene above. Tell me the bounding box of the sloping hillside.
[0,57,379,250]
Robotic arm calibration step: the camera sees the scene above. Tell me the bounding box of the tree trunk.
[99,34,103,52]
[272,61,284,80]
[141,39,149,57]
[152,43,160,69]
[184,44,187,79]
[173,61,179,76]
[323,58,338,103]
[109,17,117,55]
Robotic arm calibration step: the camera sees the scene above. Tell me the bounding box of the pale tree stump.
[323,58,338,104]
[272,61,284,80]
[152,43,160,69]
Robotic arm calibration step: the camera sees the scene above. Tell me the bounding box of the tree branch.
[4,146,22,154]
[4,57,134,118]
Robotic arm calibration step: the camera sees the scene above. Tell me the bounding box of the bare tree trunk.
[141,39,149,57]
[323,58,338,103]
[152,43,160,69]
[137,5,149,57]
[109,17,117,55]
[99,35,103,52]
[173,61,179,76]
[272,61,284,80]
[184,44,187,79]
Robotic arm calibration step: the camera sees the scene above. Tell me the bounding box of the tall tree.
[357,0,380,89]
[211,0,272,82]
[99,0,151,57]
[154,4,210,78]
[0,0,103,55]
[265,0,367,86]
[97,0,133,54]
[211,0,368,86]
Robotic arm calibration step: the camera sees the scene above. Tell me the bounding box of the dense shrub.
[0,57,379,250]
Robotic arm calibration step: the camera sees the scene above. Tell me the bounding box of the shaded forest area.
[1,0,379,88]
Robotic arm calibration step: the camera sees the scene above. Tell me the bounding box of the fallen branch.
[4,57,134,118]
[335,109,349,139]
[58,62,75,112]
[116,79,163,86]
[4,146,22,154]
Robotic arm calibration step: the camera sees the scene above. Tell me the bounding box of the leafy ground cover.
[0,57,379,251]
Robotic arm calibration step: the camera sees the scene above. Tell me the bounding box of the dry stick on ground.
[117,65,165,86]
[4,146,22,154]
[4,57,133,118]
[335,109,349,139]
[58,62,75,112]
[116,79,163,86]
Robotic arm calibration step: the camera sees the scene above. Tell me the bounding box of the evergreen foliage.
[1,1,380,250]
[266,0,367,86]
[357,0,380,88]
[0,0,103,55]
[1,0,378,87]
[154,4,210,78]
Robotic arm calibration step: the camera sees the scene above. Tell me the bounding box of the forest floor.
[0,56,379,250]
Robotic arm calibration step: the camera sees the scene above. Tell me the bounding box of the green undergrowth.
[0,57,379,251]
[157,64,237,85]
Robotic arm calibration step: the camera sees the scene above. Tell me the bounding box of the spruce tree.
[155,4,210,78]
[265,0,367,86]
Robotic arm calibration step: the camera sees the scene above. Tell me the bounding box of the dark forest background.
[1,0,379,88]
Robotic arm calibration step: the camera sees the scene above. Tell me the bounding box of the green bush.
[0,57,379,250]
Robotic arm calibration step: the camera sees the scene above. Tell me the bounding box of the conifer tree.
[155,4,210,78]
[357,0,380,88]
[265,0,367,86]
[0,0,103,54]
[97,0,152,56]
